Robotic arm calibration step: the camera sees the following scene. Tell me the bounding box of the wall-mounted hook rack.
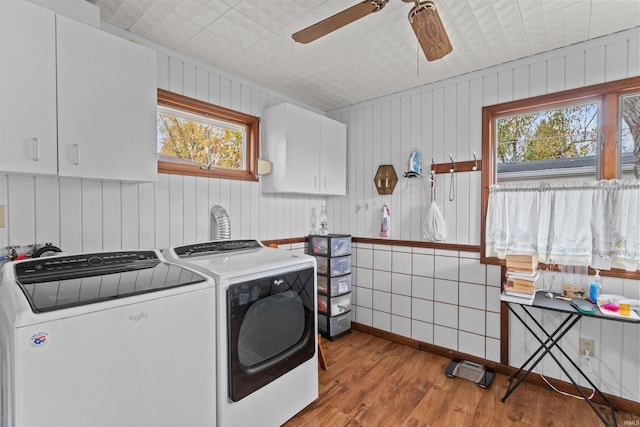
[430,154,482,174]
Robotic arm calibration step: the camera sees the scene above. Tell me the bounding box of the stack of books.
[502,254,540,303]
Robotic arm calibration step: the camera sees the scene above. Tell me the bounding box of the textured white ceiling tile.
[170,0,230,28]
[129,3,172,35]
[291,0,329,9]
[147,13,201,50]
[181,28,242,65]
[220,0,242,6]
[517,0,583,22]
[542,3,590,46]
[473,0,520,30]
[453,11,486,40]
[501,22,530,56]
[206,8,271,48]
[522,16,552,54]
[233,0,307,31]
[442,0,476,18]
[97,0,155,28]
[151,0,182,11]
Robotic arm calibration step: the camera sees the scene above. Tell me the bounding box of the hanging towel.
[423,170,446,241]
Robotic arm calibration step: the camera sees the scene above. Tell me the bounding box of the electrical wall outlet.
[580,338,595,356]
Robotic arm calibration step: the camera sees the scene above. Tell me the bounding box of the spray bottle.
[589,270,601,304]
[380,204,390,237]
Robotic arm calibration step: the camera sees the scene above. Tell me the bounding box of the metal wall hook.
[449,154,456,173]
[472,151,478,171]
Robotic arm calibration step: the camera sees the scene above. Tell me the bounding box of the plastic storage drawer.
[318,312,351,336]
[315,255,351,276]
[317,293,351,316]
[308,235,351,257]
[317,274,351,296]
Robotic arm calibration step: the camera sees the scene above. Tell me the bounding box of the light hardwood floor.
[283,331,639,427]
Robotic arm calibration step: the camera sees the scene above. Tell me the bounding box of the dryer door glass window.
[227,267,315,402]
[237,289,305,365]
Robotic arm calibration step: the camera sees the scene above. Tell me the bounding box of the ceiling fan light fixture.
[408,1,452,62]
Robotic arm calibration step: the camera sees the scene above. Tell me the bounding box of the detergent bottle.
[588,270,601,304]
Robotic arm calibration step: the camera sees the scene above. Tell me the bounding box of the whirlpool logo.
[128,312,148,322]
[274,279,284,286]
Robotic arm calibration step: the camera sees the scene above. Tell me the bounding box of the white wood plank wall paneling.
[1,22,638,405]
[332,28,640,404]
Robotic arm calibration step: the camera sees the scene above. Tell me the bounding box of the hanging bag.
[423,170,447,241]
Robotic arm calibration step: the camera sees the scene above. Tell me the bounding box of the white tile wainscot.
[350,241,499,363]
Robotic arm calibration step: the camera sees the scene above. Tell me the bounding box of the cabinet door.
[284,104,320,193]
[0,0,57,175]
[319,117,347,195]
[262,103,320,193]
[56,15,157,182]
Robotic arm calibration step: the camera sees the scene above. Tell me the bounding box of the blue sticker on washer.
[30,332,49,347]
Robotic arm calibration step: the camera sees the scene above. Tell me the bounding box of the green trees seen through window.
[156,89,259,182]
[157,107,244,170]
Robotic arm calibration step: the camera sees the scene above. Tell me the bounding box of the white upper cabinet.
[0,0,157,182]
[0,0,58,175]
[262,103,346,196]
[56,15,157,182]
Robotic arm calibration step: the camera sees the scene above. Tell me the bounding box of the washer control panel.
[174,240,261,257]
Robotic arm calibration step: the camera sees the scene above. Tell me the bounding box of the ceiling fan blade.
[409,1,452,61]
[292,0,388,44]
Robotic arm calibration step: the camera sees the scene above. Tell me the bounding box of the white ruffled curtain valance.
[485,180,640,271]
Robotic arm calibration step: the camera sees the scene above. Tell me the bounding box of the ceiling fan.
[292,0,452,62]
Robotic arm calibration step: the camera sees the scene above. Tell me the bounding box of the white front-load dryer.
[164,239,318,427]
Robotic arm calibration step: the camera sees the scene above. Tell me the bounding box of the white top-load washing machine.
[163,240,318,427]
[0,250,216,427]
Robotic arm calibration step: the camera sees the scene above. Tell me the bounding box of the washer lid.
[13,251,208,313]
